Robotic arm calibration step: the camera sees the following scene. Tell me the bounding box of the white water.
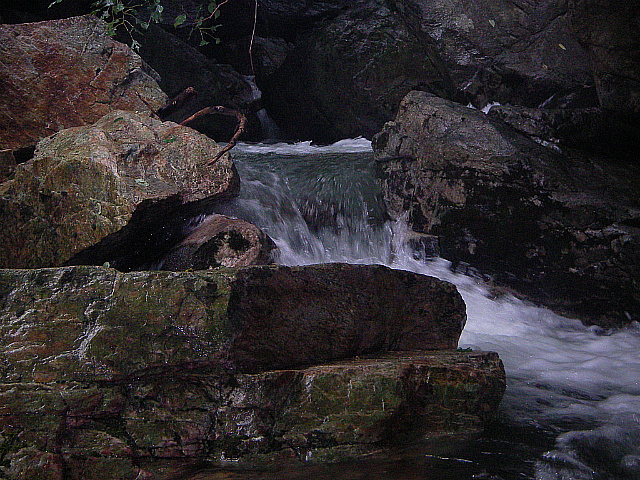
[211,140,640,479]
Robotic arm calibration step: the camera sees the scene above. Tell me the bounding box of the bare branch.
[157,87,197,118]
[180,106,247,164]
[200,0,232,24]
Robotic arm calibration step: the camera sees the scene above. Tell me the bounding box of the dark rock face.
[0,111,239,270]
[138,25,262,141]
[569,0,640,118]
[261,1,453,143]
[389,0,594,109]
[159,214,277,270]
[0,15,166,151]
[0,150,16,183]
[0,264,504,477]
[374,91,640,327]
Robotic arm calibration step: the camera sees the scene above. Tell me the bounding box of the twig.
[200,0,232,24]
[157,86,197,118]
[249,0,258,75]
[180,106,247,164]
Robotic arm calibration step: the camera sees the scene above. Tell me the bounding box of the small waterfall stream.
[204,140,640,480]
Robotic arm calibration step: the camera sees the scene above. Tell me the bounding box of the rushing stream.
[200,140,640,480]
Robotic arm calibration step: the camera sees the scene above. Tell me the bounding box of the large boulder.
[0,351,504,478]
[0,264,504,478]
[373,90,640,327]
[0,110,239,270]
[0,264,466,382]
[0,15,167,152]
[261,0,453,143]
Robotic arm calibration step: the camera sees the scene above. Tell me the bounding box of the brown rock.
[0,264,505,477]
[0,15,167,151]
[0,149,16,182]
[158,214,277,270]
[0,110,239,270]
[0,351,504,477]
[0,264,465,382]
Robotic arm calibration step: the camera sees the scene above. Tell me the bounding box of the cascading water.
[205,140,640,480]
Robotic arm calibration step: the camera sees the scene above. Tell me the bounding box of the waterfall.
[208,140,640,480]
[243,75,282,142]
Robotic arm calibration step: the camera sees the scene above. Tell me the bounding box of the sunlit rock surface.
[0,110,239,270]
[0,264,504,478]
[374,90,640,327]
[0,15,167,151]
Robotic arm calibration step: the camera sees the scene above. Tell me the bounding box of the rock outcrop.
[260,0,453,143]
[0,264,505,478]
[0,15,167,152]
[158,214,277,270]
[389,0,594,109]
[0,110,239,270]
[0,264,466,380]
[374,91,640,327]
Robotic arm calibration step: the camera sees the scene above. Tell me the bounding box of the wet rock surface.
[0,264,504,478]
[0,15,166,151]
[159,214,277,270]
[0,110,239,270]
[0,264,466,380]
[374,91,640,327]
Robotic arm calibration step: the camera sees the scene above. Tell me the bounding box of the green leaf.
[200,39,210,46]
[163,135,177,143]
[174,13,187,27]
[113,1,124,13]
[130,39,141,51]
[135,178,149,186]
[208,1,216,13]
[488,19,495,27]
[214,9,220,20]
[558,43,566,50]
[156,4,163,13]
[48,0,63,8]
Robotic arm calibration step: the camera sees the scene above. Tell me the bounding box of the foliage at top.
[48,0,224,48]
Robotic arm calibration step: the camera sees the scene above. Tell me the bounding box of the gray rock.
[389,0,594,109]
[374,90,640,326]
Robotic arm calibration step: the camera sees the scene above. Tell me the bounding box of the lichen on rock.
[0,111,239,270]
